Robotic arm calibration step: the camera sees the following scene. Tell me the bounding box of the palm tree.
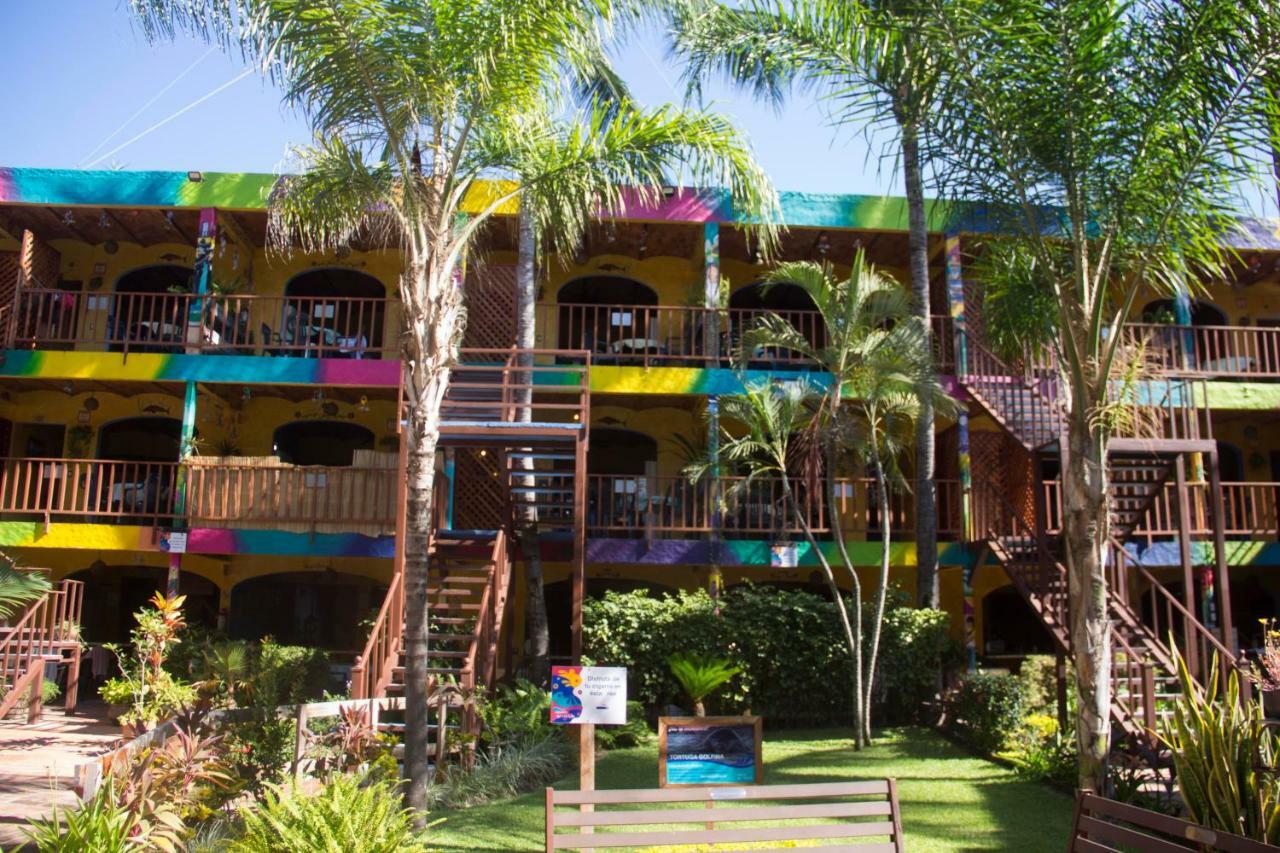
[0,562,49,620]
[129,0,776,813]
[924,0,1280,790]
[742,254,954,740]
[673,0,951,608]
[690,380,869,740]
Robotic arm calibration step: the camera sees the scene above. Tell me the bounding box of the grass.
[426,727,1075,852]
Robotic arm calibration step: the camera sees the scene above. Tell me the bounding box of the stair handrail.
[349,570,405,700]
[463,528,507,688]
[1109,541,1247,703]
[0,577,81,705]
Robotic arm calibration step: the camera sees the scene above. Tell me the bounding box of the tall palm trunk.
[1063,412,1111,792]
[822,422,865,748]
[862,427,892,743]
[781,476,864,748]
[515,210,550,683]
[900,117,939,609]
[401,248,466,818]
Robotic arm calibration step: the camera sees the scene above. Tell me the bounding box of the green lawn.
[427,727,1075,852]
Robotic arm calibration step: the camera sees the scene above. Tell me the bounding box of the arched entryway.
[97,417,182,462]
[68,563,218,645]
[95,417,183,518]
[1141,298,1228,327]
[111,265,193,352]
[729,281,823,361]
[557,276,660,355]
[228,570,386,650]
[279,268,387,358]
[585,429,658,533]
[273,420,374,466]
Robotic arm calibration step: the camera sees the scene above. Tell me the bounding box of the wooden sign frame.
[657,715,763,788]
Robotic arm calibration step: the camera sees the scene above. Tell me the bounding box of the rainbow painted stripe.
[0,350,401,387]
[4,167,1279,247]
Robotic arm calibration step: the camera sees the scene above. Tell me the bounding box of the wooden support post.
[571,433,588,662]
[579,723,595,851]
[1207,449,1235,651]
[292,704,308,781]
[644,460,656,547]
[27,665,43,724]
[1174,455,1199,674]
[64,647,80,714]
[1055,651,1068,733]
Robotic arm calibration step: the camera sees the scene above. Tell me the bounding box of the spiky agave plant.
[668,653,742,717]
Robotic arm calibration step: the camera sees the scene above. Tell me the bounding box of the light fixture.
[637,225,648,259]
[816,231,831,257]
[165,211,177,229]
[187,171,204,183]
[242,386,252,401]
[98,212,110,229]
[661,185,677,198]
[62,210,75,227]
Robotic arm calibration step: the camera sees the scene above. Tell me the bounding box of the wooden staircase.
[0,575,84,721]
[351,348,590,767]
[961,337,1241,743]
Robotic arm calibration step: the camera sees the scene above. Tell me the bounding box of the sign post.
[551,665,627,849]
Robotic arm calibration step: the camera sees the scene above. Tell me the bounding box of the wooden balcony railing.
[1124,322,1280,379]
[536,303,957,373]
[1041,479,1280,540]
[12,290,394,359]
[585,474,963,539]
[0,457,398,532]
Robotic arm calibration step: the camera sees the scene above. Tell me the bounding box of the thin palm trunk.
[401,247,466,819]
[515,210,550,684]
[822,421,865,749]
[1063,413,1111,792]
[901,118,939,609]
[780,476,864,748]
[862,426,893,744]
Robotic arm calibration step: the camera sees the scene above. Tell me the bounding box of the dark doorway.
[1140,298,1228,326]
[587,428,658,476]
[982,585,1055,656]
[1217,442,1244,482]
[729,281,823,361]
[97,417,182,462]
[228,571,386,650]
[280,269,387,358]
[273,421,374,466]
[110,265,193,352]
[556,276,659,354]
[12,422,64,458]
[68,564,218,645]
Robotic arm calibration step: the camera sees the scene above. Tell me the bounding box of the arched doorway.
[279,269,386,358]
[68,563,218,645]
[96,417,182,519]
[557,276,659,356]
[228,570,386,650]
[585,429,658,533]
[729,281,823,362]
[273,420,374,466]
[1140,298,1227,326]
[111,265,193,352]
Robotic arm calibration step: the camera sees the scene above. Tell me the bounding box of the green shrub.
[584,585,954,727]
[427,735,571,809]
[1017,654,1076,717]
[250,640,330,707]
[870,606,958,724]
[596,701,652,750]
[997,712,1077,786]
[228,775,430,852]
[223,716,296,801]
[944,671,1027,754]
[481,679,555,747]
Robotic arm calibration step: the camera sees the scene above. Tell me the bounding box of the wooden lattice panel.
[463,264,517,349]
[451,449,506,530]
[20,231,60,290]
[0,252,17,322]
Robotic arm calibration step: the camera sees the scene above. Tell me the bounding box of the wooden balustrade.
[586,474,962,539]
[1041,478,1280,539]
[0,577,84,718]
[0,457,182,521]
[12,289,394,359]
[1125,322,1280,378]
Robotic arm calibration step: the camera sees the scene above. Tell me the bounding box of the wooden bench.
[1069,792,1278,852]
[546,779,905,851]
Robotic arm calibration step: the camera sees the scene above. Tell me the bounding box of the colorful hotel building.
[2,167,1280,735]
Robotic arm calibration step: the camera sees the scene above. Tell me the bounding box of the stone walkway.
[0,703,119,848]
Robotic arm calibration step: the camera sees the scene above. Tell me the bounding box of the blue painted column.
[707,395,722,599]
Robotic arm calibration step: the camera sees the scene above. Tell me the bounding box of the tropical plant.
[100,593,195,732]
[192,639,251,706]
[0,559,49,619]
[1159,647,1280,843]
[23,784,143,853]
[129,0,777,814]
[730,252,954,743]
[228,775,434,853]
[427,734,571,809]
[667,653,742,716]
[923,0,1280,790]
[101,721,238,830]
[674,0,954,607]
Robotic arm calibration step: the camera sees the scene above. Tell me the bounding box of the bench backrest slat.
[547,779,904,852]
[1070,793,1279,853]
[552,779,890,805]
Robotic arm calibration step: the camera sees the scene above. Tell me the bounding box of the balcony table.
[609,337,667,354]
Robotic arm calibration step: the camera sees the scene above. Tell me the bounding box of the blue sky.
[4,3,1276,215]
[1,2,898,196]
